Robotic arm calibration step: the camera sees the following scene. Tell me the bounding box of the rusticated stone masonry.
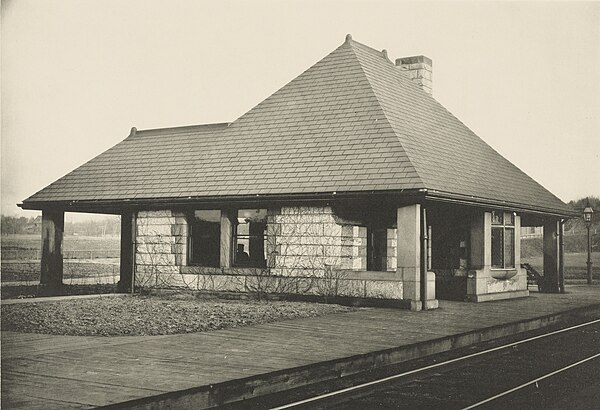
[135,210,187,287]
[133,206,403,300]
[268,206,368,276]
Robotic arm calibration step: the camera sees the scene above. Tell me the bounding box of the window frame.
[187,210,222,267]
[232,209,268,268]
[366,226,392,272]
[490,211,516,270]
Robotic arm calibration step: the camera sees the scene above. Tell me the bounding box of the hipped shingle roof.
[21,36,572,216]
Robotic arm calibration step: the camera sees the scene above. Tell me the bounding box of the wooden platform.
[2,286,600,409]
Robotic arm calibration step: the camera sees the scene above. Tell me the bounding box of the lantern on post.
[583,203,594,285]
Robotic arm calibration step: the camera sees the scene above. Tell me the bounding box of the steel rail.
[462,352,600,409]
[270,318,600,409]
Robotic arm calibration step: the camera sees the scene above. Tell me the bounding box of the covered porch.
[36,207,135,294]
[30,197,438,310]
[30,194,570,310]
[429,203,567,301]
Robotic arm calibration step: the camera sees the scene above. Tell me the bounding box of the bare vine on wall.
[134,207,356,299]
[135,212,194,291]
[263,206,351,299]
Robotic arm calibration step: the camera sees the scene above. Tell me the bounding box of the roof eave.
[20,188,576,219]
[18,189,428,213]
[424,190,577,219]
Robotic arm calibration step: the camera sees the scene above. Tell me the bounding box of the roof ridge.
[346,36,392,61]
[351,41,569,214]
[348,41,426,190]
[347,38,420,91]
[352,41,452,191]
[228,39,357,128]
[135,122,230,137]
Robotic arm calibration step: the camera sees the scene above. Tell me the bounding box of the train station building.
[19,35,575,310]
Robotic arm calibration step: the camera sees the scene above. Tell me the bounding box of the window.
[367,227,388,271]
[491,211,515,269]
[188,210,221,267]
[234,209,267,267]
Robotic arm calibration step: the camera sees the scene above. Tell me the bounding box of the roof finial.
[345,34,352,43]
[381,49,390,62]
[129,127,137,137]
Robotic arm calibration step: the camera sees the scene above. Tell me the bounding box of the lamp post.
[583,203,594,285]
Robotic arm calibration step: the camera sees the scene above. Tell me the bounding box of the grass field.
[1,234,120,282]
[521,252,600,279]
[1,260,119,282]
[521,234,598,258]
[1,234,120,260]
[1,284,118,300]
[2,235,598,282]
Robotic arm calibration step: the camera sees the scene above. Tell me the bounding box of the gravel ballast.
[1,295,356,336]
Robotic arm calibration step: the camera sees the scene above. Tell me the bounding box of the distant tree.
[64,216,120,236]
[567,196,600,212]
[563,196,599,252]
[1,215,36,235]
[565,196,600,234]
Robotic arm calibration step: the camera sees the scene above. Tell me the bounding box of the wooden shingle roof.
[21,36,572,216]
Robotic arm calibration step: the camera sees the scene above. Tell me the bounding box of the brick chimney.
[395,56,432,95]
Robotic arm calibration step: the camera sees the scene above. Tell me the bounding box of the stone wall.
[486,273,527,294]
[340,225,368,270]
[268,206,369,275]
[387,228,397,271]
[135,210,187,287]
[466,212,528,302]
[268,206,342,276]
[132,206,403,300]
[132,206,527,304]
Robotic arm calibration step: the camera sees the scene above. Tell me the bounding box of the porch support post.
[40,209,64,290]
[119,212,135,293]
[514,214,522,269]
[398,204,422,311]
[466,210,491,301]
[559,219,565,293]
[220,209,235,268]
[542,219,560,293]
[421,207,438,310]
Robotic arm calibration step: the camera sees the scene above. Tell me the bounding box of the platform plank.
[3,286,600,409]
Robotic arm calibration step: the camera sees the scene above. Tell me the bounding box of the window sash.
[188,211,221,267]
[491,224,515,269]
[491,227,504,268]
[233,210,267,268]
[504,227,515,268]
[504,212,515,226]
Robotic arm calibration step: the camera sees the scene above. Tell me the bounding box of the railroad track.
[260,319,600,409]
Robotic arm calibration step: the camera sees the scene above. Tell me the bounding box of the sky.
[2,0,599,221]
